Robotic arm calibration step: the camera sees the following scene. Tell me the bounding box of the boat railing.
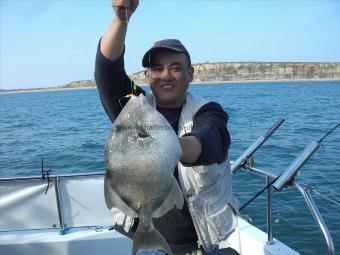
[0,171,105,182]
[0,171,110,233]
[231,118,335,255]
[0,119,335,255]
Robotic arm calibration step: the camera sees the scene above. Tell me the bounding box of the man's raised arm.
[100,0,139,61]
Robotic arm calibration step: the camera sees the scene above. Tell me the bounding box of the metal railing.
[0,119,335,254]
[231,118,335,255]
[0,171,108,234]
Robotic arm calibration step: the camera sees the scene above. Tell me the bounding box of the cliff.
[62,79,96,88]
[2,62,339,93]
[130,62,340,85]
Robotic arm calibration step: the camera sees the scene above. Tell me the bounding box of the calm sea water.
[1,81,339,254]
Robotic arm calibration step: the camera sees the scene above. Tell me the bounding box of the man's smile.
[160,84,175,90]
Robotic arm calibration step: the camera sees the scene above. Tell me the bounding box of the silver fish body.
[104,94,184,255]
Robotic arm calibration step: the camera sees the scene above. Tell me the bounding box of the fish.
[104,94,184,255]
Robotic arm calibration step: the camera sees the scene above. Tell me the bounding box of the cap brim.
[142,47,187,68]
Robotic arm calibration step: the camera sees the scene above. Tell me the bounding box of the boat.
[0,119,335,255]
[0,172,299,255]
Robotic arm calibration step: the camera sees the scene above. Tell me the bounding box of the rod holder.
[273,141,319,191]
[266,176,274,245]
[54,177,68,235]
[231,118,284,173]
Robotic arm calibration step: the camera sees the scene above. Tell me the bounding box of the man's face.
[145,50,194,108]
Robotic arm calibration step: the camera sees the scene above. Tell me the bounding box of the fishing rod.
[239,122,340,212]
[239,175,279,212]
[273,122,340,191]
[231,118,285,173]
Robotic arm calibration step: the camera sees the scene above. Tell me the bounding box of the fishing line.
[318,122,340,144]
[149,51,151,68]
[304,184,340,207]
[310,122,340,208]
[310,188,340,208]
[125,8,129,24]
[119,94,133,109]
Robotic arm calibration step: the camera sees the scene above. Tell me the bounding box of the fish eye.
[137,132,149,139]
[114,125,122,132]
[135,125,149,139]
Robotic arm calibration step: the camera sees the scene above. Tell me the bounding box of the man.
[94,1,238,255]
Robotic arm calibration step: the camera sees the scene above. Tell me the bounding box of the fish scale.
[104,94,184,255]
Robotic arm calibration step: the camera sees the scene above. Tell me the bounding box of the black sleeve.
[183,102,230,166]
[94,39,145,123]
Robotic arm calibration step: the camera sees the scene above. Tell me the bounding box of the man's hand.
[112,0,139,22]
[179,136,202,164]
[101,0,139,61]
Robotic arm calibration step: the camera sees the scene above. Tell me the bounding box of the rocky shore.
[2,62,340,93]
[131,62,340,85]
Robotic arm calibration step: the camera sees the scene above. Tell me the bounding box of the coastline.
[0,86,96,95]
[190,78,340,85]
[1,78,340,95]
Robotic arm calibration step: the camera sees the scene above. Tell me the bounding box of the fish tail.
[132,221,173,255]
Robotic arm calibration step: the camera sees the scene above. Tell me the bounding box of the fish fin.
[133,221,173,255]
[153,178,184,218]
[104,174,137,218]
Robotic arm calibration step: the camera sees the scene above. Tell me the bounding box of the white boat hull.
[0,174,299,255]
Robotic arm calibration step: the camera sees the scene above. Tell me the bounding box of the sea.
[0,81,339,255]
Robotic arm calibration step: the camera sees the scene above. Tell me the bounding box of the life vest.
[146,92,239,251]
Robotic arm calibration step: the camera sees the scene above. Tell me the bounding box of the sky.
[1,0,340,90]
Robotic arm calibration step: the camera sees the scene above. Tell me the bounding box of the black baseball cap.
[142,39,191,68]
